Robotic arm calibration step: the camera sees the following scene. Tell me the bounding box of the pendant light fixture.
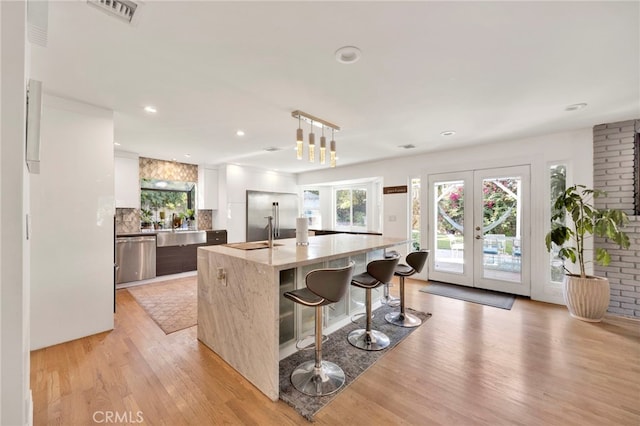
[296,116,303,160]
[308,121,315,163]
[330,129,337,168]
[320,127,326,164]
[291,110,340,167]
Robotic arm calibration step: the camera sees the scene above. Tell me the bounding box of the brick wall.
[593,119,640,318]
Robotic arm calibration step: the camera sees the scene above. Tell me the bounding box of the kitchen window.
[302,189,322,229]
[334,187,367,230]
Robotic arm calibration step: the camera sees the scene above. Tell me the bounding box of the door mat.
[127,276,197,334]
[420,281,516,310]
[279,304,431,420]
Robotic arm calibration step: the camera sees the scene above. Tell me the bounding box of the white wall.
[219,164,298,243]
[299,128,594,304]
[1,1,31,424]
[30,94,114,350]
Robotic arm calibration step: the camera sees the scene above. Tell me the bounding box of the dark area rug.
[279,304,431,420]
[420,281,515,310]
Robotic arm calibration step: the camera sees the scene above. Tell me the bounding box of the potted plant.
[140,208,153,230]
[545,185,630,322]
[185,209,196,230]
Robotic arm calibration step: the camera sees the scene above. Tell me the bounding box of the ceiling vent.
[264,147,282,152]
[87,0,138,23]
[399,144,416,149]
[27,0,48,47]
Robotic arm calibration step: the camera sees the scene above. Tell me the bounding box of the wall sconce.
[292,110,340,167]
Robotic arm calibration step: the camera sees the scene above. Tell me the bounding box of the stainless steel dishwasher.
[116,235,157,284]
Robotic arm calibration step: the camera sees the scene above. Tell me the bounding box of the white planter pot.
[563,275,610,322]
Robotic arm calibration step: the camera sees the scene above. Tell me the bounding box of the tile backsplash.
[117,208,215,233]
[139,157,198,182]
[116,208,140,234]
[197,210,213,230]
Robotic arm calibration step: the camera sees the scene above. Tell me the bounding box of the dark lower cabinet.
[156,230,227,276]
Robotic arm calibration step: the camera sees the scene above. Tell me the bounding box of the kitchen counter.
[197,233,406,401]
[310,228,383,236]
[116,229,226,237]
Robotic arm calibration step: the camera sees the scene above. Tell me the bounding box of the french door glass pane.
[550,164,567,283]
[433,180,464,274]
[481,176,521,283]
[411,178,421,250]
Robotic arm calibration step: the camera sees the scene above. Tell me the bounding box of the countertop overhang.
[199,234,407,270]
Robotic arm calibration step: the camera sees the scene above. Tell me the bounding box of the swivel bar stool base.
[347,328,391,351]
[384,311,421,328]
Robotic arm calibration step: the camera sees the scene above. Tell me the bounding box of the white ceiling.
[30,1,639,174]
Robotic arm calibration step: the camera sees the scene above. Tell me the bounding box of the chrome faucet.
[265,215,274,248]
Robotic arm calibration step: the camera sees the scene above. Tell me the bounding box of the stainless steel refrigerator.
[246,190,299,242]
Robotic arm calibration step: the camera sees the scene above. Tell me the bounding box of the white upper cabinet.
[114,152,140,208]
[198,167,219,210]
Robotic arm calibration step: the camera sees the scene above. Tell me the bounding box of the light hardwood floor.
[31,279,640,425]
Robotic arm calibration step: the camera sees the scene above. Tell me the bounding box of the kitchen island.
[197,233,406,401]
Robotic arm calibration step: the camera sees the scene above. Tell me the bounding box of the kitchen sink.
[224,241,284,250]
[156,230,207,247]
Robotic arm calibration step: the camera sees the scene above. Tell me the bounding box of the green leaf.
[559,247,577,264]
[596,248,611,266]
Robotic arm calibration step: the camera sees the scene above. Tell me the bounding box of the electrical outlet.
[217,267,227,286]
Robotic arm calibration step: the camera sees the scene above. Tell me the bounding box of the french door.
[427,165,530,296]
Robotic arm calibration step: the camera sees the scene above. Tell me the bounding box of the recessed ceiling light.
[184,154,191,158]
[440,130,456,136]
[565,103,587,111]
[114,142,121,146]
[335,46,362,64]
[236,130,245,137]
[143,105,157,114]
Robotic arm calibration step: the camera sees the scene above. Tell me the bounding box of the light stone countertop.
[198,233,408,270]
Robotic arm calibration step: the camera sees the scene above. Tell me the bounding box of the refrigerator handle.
[272,202,277,239]
[275,202,280,238]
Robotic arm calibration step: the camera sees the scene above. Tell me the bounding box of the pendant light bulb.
[320,127,326,165]
[330,137,336,168]
[296,117,303,160]
[308,121,315,163]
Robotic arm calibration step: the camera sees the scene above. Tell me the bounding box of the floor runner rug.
[420,281,516,310]
[279,303,431,420]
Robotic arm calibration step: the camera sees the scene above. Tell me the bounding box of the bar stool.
[348,256,400,351]
[284,262,355,396]
[385,250,429,328]
[381,250,400,307]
